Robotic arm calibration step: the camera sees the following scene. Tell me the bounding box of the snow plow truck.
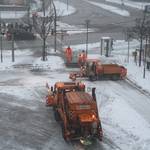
[45,82,103,143]
[70,59,127,81]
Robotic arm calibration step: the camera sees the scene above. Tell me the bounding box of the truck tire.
[61,123,69,141]
[53,107,60,121]
[89,75,97,81]
[54,110,60,121]
[111,74,119,80]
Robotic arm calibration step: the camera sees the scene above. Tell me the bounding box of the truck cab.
[46,82,103,142]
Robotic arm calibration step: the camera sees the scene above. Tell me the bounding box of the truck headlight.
[92,114,96,120]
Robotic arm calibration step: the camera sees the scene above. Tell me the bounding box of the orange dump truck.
[46,82,103,142]
[70,59,127,81]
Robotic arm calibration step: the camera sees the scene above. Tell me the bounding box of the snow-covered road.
[0,51,150,149]
[0,0,150,149]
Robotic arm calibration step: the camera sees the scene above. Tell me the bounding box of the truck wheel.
[54,110,60,121]
[53,107,60,121]
[61,123,69,141]
[89,75,97,81]
[112,74,119,81]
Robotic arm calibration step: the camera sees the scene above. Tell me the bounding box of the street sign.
[145,5,150,13]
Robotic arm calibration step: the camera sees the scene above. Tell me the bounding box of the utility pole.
[139,6,148,67]
[143,5,150,77]
[67,0,68,11]
[27,0,30,24]
[42,0,46,61]
[61,30,65,49]
[143,34,148,78]
[52,0,57,52]
[126,28,132,63]
[12,28,15,62]
[0,11,3,63]
[0,33,3,63]
[85,19,90,56]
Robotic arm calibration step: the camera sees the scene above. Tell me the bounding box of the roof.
[55,82,76,89]
[66,92,95,105]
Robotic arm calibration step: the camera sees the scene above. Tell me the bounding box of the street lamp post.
[27,0,30,24]
[0,34,3,63]
[0,11,3,63]
[139,5,150,67]
[143,34,148,78]
[67,0,68,11]
[143,5,150,78]
[11,28,15,62]
[85,20,90,56]
[51,0,57,52]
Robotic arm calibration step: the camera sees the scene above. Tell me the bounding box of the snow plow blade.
[80,137,93,145]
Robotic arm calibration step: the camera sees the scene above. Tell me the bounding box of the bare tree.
[132,6,150,67]
[124,27,134,63]
[32,0,56,61]
[132,17,147,67]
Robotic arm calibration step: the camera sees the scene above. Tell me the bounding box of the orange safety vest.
[65,47,73,63]
[81,52,87,63]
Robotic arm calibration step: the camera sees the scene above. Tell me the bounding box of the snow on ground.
[126,61,150,93]
[83,0,130,17]
[0,5,24,7]
[0,49,64,71]
[32,0,42,11]
[0,49,33,70]
[37,1,75,17]
[57,21,94,34]
[32,55,65,71]
[54,1,76,16]
[106,0,150,10]
[0,11,26,19]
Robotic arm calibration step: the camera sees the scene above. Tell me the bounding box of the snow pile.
[83,0,130,17]
[126,62,150,93]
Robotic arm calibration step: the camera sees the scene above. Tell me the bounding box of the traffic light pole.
[12,30,15,62]
[85,20,90,56]
[0,35,3,63]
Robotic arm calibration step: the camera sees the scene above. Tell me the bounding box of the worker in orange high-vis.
[80,50,87,66]
[78,54,82,66]
[65,46,73,64]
